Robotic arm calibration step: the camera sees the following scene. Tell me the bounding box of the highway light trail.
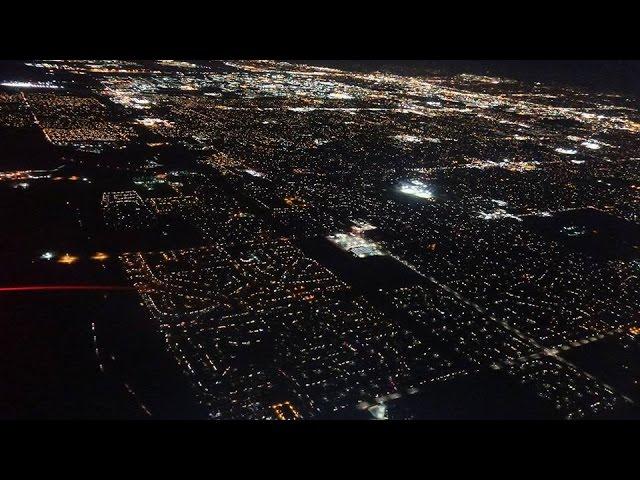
[0,285,136,293]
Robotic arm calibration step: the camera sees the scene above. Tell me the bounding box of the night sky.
[305,60,640,100]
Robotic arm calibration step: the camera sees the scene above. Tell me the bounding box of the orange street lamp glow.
[91,252,109,261]
[57,254,79,265]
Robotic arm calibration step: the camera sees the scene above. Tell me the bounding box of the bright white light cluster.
[244,169,265,178]
[555,147,578,155]
[399,179,434,199]
[1,81,61,89]
[478,209,522,222]
[392,134,423,143]
[327,232,385,258]
[136,117,173,127]
[581,140,601,150]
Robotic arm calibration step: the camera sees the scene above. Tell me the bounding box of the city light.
[399,179,434,199]
[327,232,386,258]
[244,169,265,178]
[582,141,602,150]
[555,147,578,155]
[57,254,79,265]
[2,58,638,421]
[1,81,61,89]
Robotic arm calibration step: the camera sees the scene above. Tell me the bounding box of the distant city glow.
[399,180,434,199]
[466,158,538,172]
[158,60,198,68]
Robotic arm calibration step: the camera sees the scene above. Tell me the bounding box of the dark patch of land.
[524,208,640,260]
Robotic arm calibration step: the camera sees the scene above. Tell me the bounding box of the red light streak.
[0,285,136,293]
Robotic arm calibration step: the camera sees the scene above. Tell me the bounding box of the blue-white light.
[399,180,434,199]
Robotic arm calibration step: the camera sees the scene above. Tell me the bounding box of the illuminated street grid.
[101,190,156,230]
[120,239,451,419]
[23,92,137,147]
[3,60,640,418]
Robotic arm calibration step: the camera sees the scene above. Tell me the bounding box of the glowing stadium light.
[244,169,265,178]
[555,147,578,155]
[581,141,601,150]
[399,179,434,199]
[327,232,386,258]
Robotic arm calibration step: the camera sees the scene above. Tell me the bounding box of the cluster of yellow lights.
[629,326,640,336]
[52,176,84,182]
[55,252,109,264]
[503,162,538,173]
[57,254,79,265]
[271,401,301,420]
[284,196,306,207]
